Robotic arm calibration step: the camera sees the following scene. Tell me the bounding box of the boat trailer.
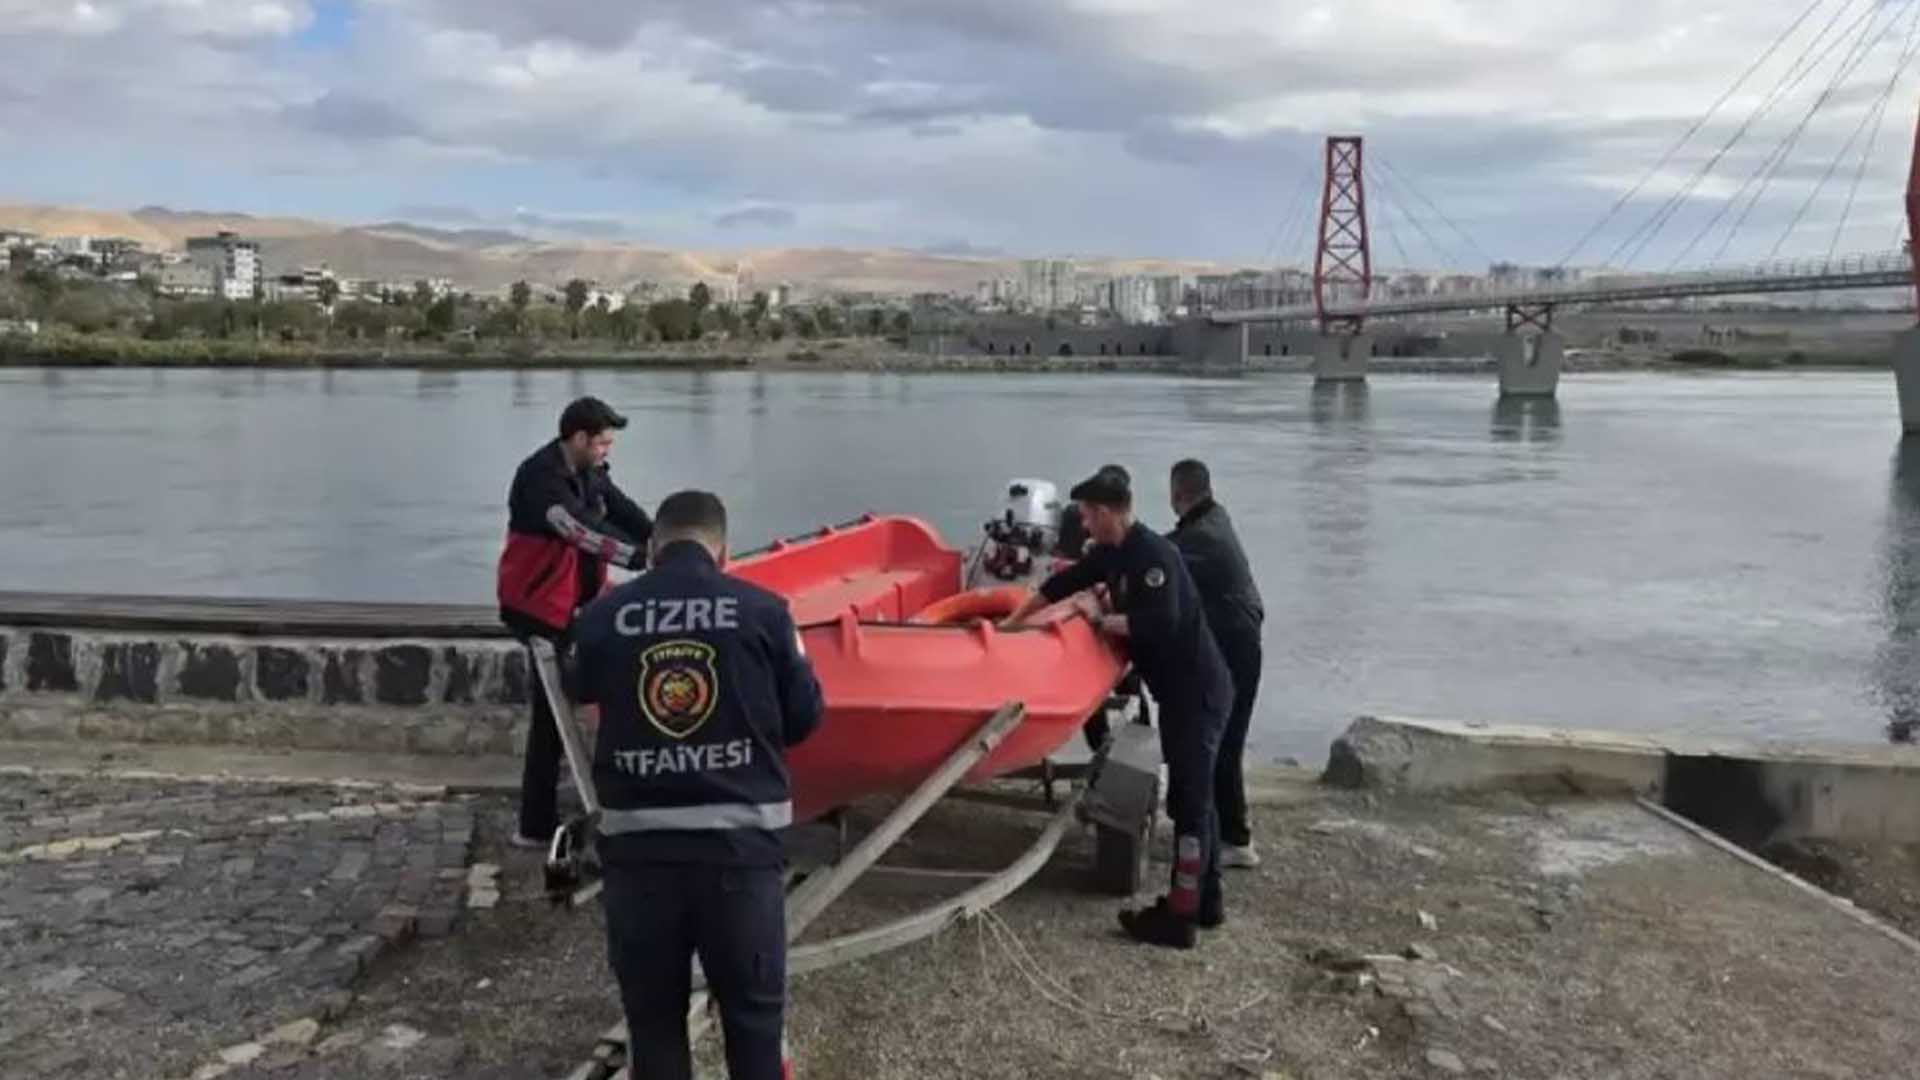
[526,639,1162,1079]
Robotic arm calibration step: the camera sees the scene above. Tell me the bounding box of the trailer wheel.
[1093,798,1155,897]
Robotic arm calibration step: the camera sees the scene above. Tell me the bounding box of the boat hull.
[728,516,1124,823]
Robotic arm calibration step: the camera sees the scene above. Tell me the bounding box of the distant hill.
[0,203,1229,295]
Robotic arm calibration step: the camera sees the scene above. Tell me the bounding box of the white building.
[1017,258,1077,311]
[157,264,217,298]
[1109,275,1160,324]
[585,286,627,313]
[185,231,261,302]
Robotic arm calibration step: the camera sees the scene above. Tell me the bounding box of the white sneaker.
[1221,844,1261,869]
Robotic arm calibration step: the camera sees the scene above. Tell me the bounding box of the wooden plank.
[784,701,1025,937]
[0,590,508,639]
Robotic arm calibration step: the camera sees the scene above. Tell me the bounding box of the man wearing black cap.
[1001,467,1234,948]
[497,395,654,848]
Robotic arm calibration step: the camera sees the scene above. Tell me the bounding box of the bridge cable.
[1281,165,1326,268]
[1606,0,1873,269]
[1775,0,1920,261]
[1258,166,1319,269]
[1376,155,1495,270]
[1702,0,1915,267]
[1826,0,1920,261]
[1365,165,1418,273]
[1369,164,1470,270]
[1552,0,1835,271]
[1651,0,1904,269]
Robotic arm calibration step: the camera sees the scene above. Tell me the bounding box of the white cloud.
[1,0,1915,266]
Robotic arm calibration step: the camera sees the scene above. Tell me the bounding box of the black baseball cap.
[558,396,628,439]
[1069,467,1131,508]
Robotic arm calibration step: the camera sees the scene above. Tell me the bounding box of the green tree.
[747,290,769,328]
[689,281,712,316]
[412,280,434,308]
[865,309,885,336]
[647,298,698,343]
[891,310,911,336]
[787,309,817,339]
[332,300,391,341]
[564,278,590,339]
[316,277,340,309]
[426,294,457,335]
[812,303,840,336]
[510,280,531,332]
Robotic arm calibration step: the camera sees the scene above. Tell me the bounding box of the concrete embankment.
[1324,714,1920,848]
[0,595,525,756]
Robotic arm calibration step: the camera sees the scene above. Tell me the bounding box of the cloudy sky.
[2,0,1917,269]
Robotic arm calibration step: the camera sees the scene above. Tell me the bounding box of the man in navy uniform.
[572,490,823,1080]
[1001,468,1234,948]
[1167,459,1266,869]
[497,395,654,848]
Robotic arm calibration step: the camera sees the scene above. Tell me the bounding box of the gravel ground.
[1762,836,1920,939]
[149,780,1920,1080]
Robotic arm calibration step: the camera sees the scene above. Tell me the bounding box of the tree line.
[0,267,913,347]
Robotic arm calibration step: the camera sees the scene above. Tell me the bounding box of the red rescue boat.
[728,514,1124,823]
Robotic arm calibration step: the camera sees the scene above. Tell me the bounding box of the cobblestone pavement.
[0,771,482,1079]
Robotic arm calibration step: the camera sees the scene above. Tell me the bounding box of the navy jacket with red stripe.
[497,440,654,636]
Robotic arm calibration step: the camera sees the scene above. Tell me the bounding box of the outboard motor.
[979,478,1061,582]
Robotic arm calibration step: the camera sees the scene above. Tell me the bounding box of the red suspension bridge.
[1201,0,1920,411]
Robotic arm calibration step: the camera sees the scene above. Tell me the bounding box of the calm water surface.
[4,366,1917,762]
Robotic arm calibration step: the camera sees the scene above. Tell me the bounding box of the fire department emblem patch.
[1144,567,1166,589]
[638,640,720,739]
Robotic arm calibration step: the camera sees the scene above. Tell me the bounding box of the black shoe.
[1118,899,1197,949]
[1197,899,1225,930]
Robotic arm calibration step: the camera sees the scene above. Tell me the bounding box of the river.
[3,366,1916,762]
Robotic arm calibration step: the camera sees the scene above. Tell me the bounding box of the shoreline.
[0,332,1896,374]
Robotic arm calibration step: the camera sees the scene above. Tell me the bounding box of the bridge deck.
[1214,249,1913,324]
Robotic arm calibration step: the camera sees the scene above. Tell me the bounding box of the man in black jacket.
[1167,459,1266,868]
[1002,468,1233,948]
[574,491,823,1080]
[496,396,653,847]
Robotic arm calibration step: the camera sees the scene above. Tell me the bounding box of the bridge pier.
[1494,331,1563,398]
[1895,328,1920,435]
[1313,333,1371,382]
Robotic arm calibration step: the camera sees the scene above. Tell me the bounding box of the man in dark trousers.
[573,491,823,1080]
[496,396,653,848]
[1167,459,1266,868]
[1001,468,1234,948]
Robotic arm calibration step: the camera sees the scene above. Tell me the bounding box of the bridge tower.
[1896,100,1920,434]
[1312,136,1374,381]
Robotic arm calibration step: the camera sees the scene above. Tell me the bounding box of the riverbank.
[5,741,1918,1079]
[0,329,1894,373]
[0,332,1186,373]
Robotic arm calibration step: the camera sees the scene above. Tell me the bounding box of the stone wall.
[0,625,527,755]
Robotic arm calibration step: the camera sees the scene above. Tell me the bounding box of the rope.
[1553,0,1835,269]
[970,909,1277,1067]
[1607,0,1870,269]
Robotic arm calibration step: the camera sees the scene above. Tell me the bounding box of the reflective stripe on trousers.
[599,800,793,834]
